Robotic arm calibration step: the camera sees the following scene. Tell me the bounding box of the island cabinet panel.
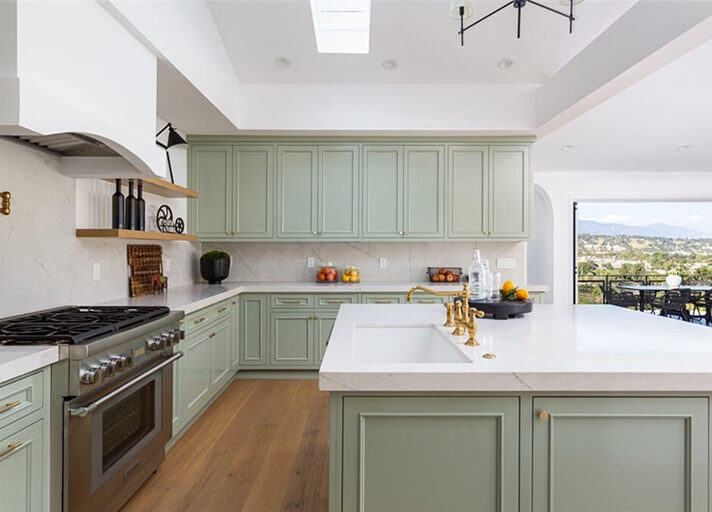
[362,146,404,238]
[489,146,530,238]
[315,313,337,363]
[448,145,488,238]
[341,396,519,512]
[277,146,318,238]
[191,145,233,238]
[233,146,274,238]
[240,295,268,366]
[269,312,314,366]
[0,418,44,512]
[403,145,444,238]
[532,397,709,512]
[319,145,360,239]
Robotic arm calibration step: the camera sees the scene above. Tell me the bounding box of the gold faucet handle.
[451,301,466,336]
[471,308,485,319]
[465,308,482,347]
[443,302,455,328]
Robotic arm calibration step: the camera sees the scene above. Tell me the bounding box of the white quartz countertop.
[102,281,549,315]
[319,304,712,392]
[0,347,60,384]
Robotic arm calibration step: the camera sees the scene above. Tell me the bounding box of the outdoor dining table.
[617,284,712,312]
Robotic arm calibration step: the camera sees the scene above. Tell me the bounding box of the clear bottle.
[468,250,486,299]
[481,259,492,300]
[491,272,502,301]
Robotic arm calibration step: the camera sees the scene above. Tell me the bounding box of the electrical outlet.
[92,262,101,281]
[379,257,388,269]
[497,258,516,270]
[307,257,315,268]
[164,258,172,273]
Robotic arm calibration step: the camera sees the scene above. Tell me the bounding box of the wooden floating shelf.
[104,178,198,199]
[76,229,198,242]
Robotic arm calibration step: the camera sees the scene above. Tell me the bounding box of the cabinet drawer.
[410,296,447,304]
[362,294,405,304]
[270,294,314,309]
[185,300,232,334]
[315,294,359,309]
[0,371,43,431]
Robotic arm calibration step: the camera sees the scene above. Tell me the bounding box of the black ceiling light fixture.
[452,0,578,47]
[155,122,188,184]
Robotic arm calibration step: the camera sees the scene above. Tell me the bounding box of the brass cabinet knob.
[1,191,11,216]
[538,411,550,421]
[312,231,317,236]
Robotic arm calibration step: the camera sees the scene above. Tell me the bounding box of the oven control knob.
[147,336,164,351]
[160,332,172,347]
[99,361,115,378]
[118,353,133,368]
[80,366,100,385]
[110,355,125,371]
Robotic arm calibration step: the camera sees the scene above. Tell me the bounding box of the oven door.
[66,352,181,512]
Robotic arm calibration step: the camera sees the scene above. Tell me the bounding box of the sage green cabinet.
[230,298,240,369]
[0,418,45,512]
[209,319,232,389]
[532,397,709,512]
[172,329,185,434]
[489,146,530,238]
[361,294,405,304]
[240,294,268,366]
[182,326,212,420]
[269,311,314,366]
[362,145,403,238]
[341,396,520,512]
[315,313,337,362]
[403,145,444,238]
[448,145,488,238]
[190,145,233,238]
[233,145,274,238]
[277,146,318,238]
[319,146,360,239]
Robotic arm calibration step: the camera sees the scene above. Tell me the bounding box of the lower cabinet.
[532,397,709,512]
[315,313,337,363]
[210,319,232,388]
[0,419,45,512]
[240,294,268,366]
[361,294,405,304]
[182,326,212,421]
[340,396,520,512]
[270,312,314,366]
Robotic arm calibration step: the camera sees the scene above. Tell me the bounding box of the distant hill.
[579,220,712,239]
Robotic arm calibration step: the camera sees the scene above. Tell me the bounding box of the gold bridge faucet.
[406,282,485,346]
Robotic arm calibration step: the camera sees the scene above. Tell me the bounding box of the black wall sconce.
[155,122,188,184]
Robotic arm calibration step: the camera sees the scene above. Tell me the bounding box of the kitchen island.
[320,304,712,512]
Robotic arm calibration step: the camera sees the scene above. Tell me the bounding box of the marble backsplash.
[202,241,527,284]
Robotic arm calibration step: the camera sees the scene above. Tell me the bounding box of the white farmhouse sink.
[352,324,471,364]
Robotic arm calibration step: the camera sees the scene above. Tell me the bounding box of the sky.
[578,202,712,235]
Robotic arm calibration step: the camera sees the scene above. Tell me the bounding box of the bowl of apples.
[316,264,339,283]
[427,267,462,283]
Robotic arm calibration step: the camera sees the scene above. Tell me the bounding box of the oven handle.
[69,352,184,418]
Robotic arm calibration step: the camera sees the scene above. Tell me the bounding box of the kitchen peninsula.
[321,304,712,512]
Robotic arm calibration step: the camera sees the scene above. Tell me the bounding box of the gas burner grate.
[0,306,170,345]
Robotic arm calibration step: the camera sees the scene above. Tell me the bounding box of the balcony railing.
[577,274,669,305]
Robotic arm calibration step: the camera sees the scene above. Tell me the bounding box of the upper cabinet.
[189,140,531,242]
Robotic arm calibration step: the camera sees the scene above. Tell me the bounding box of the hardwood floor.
[122,379,330,512]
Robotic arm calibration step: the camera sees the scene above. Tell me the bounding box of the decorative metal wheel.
[156,204,174,233]
[174,217,185,234]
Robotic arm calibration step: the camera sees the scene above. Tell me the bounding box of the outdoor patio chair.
[653,289,692,322]
[605,290,639,310]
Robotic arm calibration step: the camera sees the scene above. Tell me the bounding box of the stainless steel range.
[0,306,184,512]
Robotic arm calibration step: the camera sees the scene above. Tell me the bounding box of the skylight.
[309,0,371,54]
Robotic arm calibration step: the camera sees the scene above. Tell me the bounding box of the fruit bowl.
[316,266,339,283]
[427,267,462,283]
[341,266,360,283]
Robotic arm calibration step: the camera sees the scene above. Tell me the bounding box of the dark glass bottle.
[126,179,138,230]
[111,179,125,229]
[137,180,146,231]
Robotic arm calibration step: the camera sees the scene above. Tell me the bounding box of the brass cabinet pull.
[0,441,23,458]
[280,299,303,304]
[231,301,237,305]
[208,332,216,338]
[0,401,21,415]
[324,300,345,305]
[217,307,228,313]
[538,411,550,421]
[193,317,206,325]
[373,300,392,304]
[0,191,10,216]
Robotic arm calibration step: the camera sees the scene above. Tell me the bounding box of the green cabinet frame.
[233,145,274,239]
[240,294,268,367]
[190,145,233,238]
[269,311,315,366]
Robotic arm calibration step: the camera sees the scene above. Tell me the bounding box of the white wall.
[535,170,712,305]
[527,185,554,301]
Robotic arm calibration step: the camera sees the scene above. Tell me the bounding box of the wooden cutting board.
[127,244,167,297]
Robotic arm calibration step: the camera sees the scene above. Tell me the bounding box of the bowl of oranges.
[500,280,530,301]
[316,265,339,283]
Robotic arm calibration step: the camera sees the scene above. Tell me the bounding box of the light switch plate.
[307,257,315,268]
[497,258,516,270]
[92,262,101,281]
[379,257,387,269]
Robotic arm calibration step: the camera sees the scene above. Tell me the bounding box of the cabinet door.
[240,295,268,366]
[342,396,519,512]
[183,328,212,420]
[0,419,44,512]
[362,146,403,239]
[209,320,232,389]
[277,146,318,238]
[269,311,314,367]
[190,145,232,238]
[314,312,337,363]
[532,397,708,512]
[230,298,240,370]
[319,145,359,239]
[448,145,488,238]
[233,145,274,238]
[403,145,444,238]
[172,327,185,435]
[488,146,530,238]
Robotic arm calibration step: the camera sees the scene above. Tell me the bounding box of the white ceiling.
[535,36,712,172]
[208,0,635,85]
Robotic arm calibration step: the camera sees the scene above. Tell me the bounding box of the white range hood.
[0,0,167,179]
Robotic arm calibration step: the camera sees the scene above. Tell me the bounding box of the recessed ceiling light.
[561,145,574,152]
[676,145,690,152]
[498,58,513,70]
[382,59,398,71]
[274,57,291,69]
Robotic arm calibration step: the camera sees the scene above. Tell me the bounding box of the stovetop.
[0,306,170,345]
